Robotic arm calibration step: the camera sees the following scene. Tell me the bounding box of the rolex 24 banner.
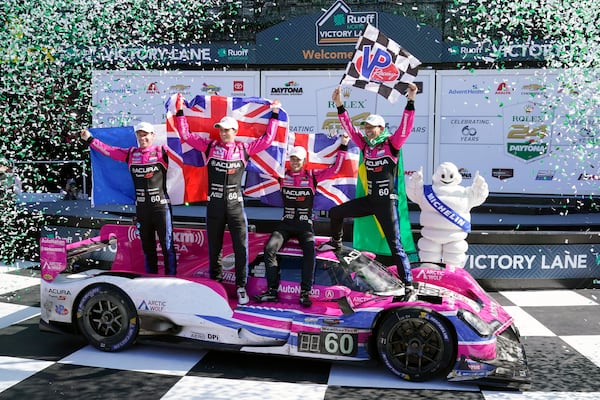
[340,24,421,103]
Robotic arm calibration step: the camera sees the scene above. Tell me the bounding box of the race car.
[39,224,530,390]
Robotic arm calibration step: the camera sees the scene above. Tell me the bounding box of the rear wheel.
[76,284,139,352]
[376,308,455,381]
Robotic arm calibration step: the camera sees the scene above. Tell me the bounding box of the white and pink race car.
[39,224,530,389]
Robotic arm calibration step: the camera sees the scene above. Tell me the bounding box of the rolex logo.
[342,87,351,98]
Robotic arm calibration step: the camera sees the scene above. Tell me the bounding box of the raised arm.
[313,134,350,181]
[80,129,129,162]
[245,99,282,156]
[389,82,417,151]
[332,87,367,148]
[173,93,211,152]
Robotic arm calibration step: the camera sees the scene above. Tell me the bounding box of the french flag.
[88,125,186,206]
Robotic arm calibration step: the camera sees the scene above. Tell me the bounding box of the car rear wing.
[40,233,117,282]
[66,234,118,259]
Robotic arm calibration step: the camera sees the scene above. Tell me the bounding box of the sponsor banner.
[68,44,255,65]
[92,70,259,127]
[92,68,600,197]
[465,243,600,280]
[436,69,600,196]
[53,12,568,67]
[256,1,442,65]
[443,40,568,63]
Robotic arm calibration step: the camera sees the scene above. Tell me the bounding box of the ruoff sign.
[316,0,378,46]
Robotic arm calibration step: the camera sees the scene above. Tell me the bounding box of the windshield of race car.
[325,247,404,293]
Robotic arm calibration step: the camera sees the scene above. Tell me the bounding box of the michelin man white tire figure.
[406,162,488,267]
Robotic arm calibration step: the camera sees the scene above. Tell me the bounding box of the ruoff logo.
[315,0,378,46]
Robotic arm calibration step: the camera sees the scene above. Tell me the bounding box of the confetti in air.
[0,0,257,264]
[446,0,600,205]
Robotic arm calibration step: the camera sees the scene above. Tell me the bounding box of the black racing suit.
[264,145,347,292]
[174,111,279,287]
[88,138,177,275]
[328,101,416,284]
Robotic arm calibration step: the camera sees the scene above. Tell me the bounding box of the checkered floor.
[1,265,600,400]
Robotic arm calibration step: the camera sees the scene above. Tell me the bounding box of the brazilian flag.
[352,148,418,261]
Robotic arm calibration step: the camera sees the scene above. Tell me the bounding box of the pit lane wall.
[38,212,600,290]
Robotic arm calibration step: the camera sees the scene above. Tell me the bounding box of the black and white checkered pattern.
[2,263,600,399]
[340,24,421,104]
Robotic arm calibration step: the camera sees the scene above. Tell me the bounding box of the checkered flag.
[340,24,421,103]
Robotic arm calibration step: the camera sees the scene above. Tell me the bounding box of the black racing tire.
[376,308,455,381]
[76,284,139,352]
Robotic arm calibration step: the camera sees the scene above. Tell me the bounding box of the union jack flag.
[166,94,289,203]
[244,132,360,211]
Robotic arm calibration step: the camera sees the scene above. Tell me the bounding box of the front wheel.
[76,284,139,352]
[376,308,455,381]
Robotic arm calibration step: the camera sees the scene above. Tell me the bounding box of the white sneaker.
[237,287,249,305]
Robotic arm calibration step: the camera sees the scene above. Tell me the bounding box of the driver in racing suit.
[320,82,418,290]
[254,135,349,307]
[80,123,178,275]
[173,95,281,305]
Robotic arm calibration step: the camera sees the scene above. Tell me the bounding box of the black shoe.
[319,239,341,252]
[299,290,312,307]
[254,289,278,303]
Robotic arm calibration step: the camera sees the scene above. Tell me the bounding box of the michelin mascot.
[406,162,488,267]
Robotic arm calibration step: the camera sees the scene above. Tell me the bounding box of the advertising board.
[91,70,260,127]
[435,69,600,196]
